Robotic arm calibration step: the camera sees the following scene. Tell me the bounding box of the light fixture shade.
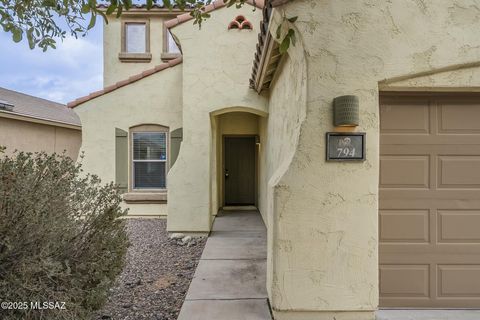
[334,95,359,127]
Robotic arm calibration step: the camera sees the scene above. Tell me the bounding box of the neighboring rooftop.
[0,87,81,127]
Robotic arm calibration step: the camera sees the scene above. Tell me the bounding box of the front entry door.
[224,137,255,205]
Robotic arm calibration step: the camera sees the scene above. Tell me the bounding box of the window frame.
[129,124,169,192]
[161,18,182,61]
[119,19,152,62]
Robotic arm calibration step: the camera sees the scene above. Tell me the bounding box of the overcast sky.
[0,24,103,104]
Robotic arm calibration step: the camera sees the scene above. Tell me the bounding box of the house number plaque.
[326,132,366,161]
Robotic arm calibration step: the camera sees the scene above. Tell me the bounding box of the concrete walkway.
[177,210,271,320]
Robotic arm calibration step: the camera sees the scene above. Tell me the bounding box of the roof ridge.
[165,0,264,29]
[67,56,183,108]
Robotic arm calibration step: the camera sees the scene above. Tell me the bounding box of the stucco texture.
[166,4,268,232]
[265,1,480,319]
[74,65,182,216]
[0,117,81,160]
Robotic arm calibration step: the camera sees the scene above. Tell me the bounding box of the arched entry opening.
[210,107,267,216]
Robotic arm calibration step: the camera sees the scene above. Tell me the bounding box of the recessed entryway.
[210,110,265,213]
[379,93,480,308]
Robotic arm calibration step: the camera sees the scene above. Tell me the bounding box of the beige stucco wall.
[257,30,307,311]
[103,13,177,87]
[0,117,81,160]
[167,4,268,232]
[74,65,182,216]
[265,1,480,319]
[219,112,259,136]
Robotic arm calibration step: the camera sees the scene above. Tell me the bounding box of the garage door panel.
[380,210,429,243]
[380,102,430,134]
[380,95,480,308]
[381,246,480,257]
[381,297,480,308]
[380,264,430,297]
[438,265,480,297]
[439,103,480,133]
[380,156,429,188]
[438,156,480,188]
[380,191,480,202]
[438,210,480,243]
[381,135,480,145]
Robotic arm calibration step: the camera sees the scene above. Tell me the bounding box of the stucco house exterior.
[69,0,480,319]
[0,87,81,159]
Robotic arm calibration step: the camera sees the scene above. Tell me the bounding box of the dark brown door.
[224,137,255,205]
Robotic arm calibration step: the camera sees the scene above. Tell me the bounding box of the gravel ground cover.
[94,219,207,320]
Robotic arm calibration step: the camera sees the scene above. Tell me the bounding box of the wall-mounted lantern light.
[333,95,359,127]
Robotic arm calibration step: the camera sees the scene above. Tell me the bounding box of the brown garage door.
[379,93,480,308]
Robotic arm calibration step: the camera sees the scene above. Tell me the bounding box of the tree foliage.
[0,0,251,51]
[0,148,129,319]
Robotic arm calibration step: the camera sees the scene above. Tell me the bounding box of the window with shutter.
[132,131,168,189]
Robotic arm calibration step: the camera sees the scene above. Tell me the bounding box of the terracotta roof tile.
[68,56,183,108]
[154,64,169,71]
[97,3,186,9]
[88,90,104,99]
[103,84,118,94]
[141,68,157,77]
[128,73,143,82]
[250,0,286,92]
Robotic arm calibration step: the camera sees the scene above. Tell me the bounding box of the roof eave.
[0,110,81,130]
[250,0,283,93]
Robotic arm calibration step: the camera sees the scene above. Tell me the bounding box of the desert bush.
[0,148,129,320]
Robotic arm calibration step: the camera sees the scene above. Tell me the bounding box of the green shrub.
[0,148,129,320]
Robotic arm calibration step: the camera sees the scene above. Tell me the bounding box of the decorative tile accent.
[228,15,253,30]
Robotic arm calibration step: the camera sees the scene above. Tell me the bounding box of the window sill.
[118,52,152,62]
[161,52,181,61]
[123,192,167,204]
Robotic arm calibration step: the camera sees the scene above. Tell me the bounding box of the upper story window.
[126,23,146,53]
[132,129,168,190]
[162,26,181,61]
[166,31,180,54]
[119,20,152,62]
